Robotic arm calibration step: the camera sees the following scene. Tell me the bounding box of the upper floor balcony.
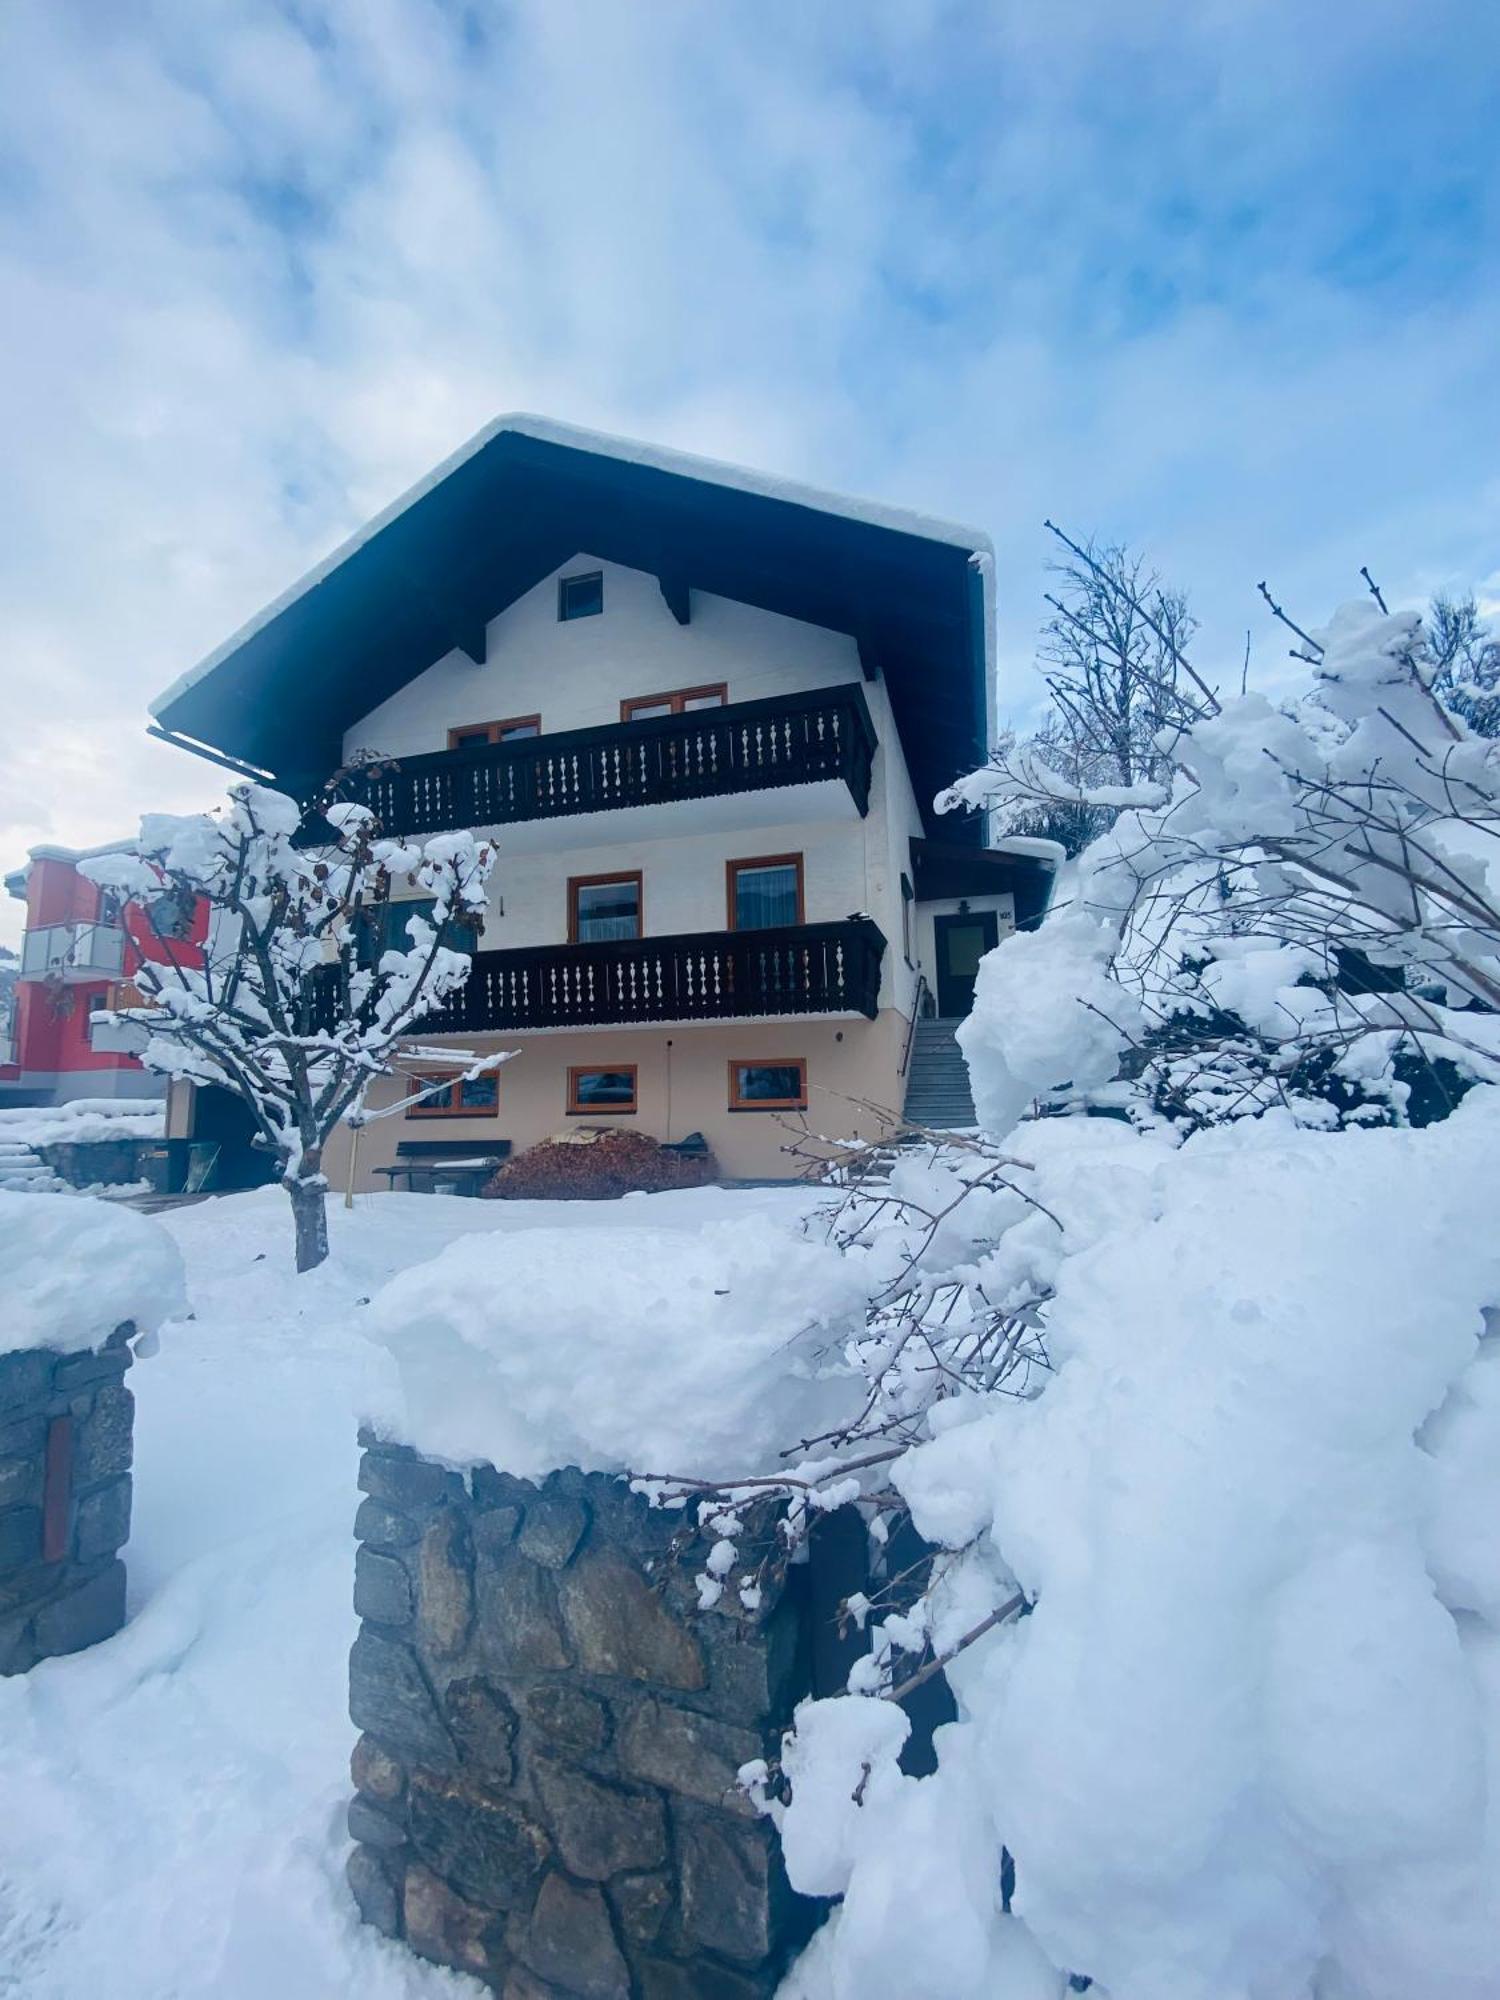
[18,922,126,983]
[338,683,877,846]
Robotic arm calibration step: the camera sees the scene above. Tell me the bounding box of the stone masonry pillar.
[346,1435,823,1998]
[0,1323,135,1674]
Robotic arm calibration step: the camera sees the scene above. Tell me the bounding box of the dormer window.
[558,571,603,621]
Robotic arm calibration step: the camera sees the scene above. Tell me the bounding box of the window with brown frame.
[727,1058,808,1111]
[447,715,542,750]
[407,1071,501,1118]
[726,854,804,931]
[567,1065,638,1114]
[620,684,728,722]
[568,871,643,943]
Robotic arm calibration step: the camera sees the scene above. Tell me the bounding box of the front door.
[933,910,999,1017]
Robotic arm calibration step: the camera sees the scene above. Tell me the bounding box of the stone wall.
[0,1326,134,1674]
[347,1436,824,1998]
[38,1138,149,1191]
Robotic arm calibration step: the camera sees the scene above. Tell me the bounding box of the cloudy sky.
[2,0,1497,941]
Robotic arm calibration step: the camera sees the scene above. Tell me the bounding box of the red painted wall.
[4,853,208,1081]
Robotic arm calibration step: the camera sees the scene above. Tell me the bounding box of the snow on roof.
[151,413,994,722]
[5,837,141,902]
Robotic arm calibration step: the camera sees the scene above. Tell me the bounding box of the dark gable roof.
[150,416,992,836]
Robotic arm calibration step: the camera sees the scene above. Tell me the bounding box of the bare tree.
[1038,527,1205,788]
[982,527,1210,856]
[1427,592,1500,737]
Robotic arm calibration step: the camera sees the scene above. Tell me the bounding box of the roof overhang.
[149,415,994,838]
[910,835,1061,929]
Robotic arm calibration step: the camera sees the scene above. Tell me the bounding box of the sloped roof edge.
[150,413,994,722]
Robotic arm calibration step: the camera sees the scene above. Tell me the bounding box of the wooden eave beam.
[657,572,691,625]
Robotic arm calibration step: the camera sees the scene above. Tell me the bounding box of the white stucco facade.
[342,554,928,1020]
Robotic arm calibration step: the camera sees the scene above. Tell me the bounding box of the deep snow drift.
[0,1181,818,2000]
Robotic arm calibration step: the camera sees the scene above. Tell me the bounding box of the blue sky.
[1,0,1497,940]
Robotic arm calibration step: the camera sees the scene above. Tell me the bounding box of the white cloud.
[0,0,1496,940]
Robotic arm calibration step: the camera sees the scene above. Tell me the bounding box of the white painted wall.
[344,554,864,758]
[353,555,932,1013]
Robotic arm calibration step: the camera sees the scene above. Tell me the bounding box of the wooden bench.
[374,1138,512,1197]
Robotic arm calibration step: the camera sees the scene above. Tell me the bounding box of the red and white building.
[1,843,207,1107]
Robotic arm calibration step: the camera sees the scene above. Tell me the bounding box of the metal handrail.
[899,972,930,1077]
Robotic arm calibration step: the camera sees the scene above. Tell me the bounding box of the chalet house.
[148,417,1058,1186]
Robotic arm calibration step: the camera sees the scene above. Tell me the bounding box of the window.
[146,885,195,940]
[727,854,804,931]
[569,872,643,943]
[728,1058,808,1111]
[103,981,146,1012]
[567,1065,638,1114]
[559,571,604,621]
[357,899,479,969]
[407,1071,501,1118]
[448,715,541,749]
[621,684,728,721]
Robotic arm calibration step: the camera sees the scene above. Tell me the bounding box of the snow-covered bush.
[83,784,501,1270]
[771,1105,1500,2000]
[671,584,1500,1999]
[951,589,1500,1135]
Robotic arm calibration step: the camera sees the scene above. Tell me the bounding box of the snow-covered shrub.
[951,592,1500,1134]
[681,585,1500,1999]
[770,1104,1500,2000]
[83,784,501,1271]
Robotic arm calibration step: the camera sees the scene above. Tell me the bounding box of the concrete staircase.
[0,1139,59,1191]
[902,1017,977,1131]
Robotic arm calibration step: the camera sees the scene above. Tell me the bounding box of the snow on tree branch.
[82,782,504,1270]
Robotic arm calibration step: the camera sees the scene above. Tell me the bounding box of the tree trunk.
[287,1170,330,1273]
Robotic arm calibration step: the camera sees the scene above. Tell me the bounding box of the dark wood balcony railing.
[311,919,886,1035]
[340,684,876,837]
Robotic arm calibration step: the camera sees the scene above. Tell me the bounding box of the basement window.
[558,571,604,621]
[728,1059,808,1112]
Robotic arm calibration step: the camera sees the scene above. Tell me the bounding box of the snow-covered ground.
[0,1182,817,2000]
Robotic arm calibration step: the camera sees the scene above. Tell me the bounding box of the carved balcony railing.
[310,919,886,1035]
[339,684,877,837]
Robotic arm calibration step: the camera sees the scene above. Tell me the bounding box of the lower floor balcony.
[413,918,886,1033]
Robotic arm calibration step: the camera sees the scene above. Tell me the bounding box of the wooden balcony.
[340,684,877,838]
[381,918,887,1033]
